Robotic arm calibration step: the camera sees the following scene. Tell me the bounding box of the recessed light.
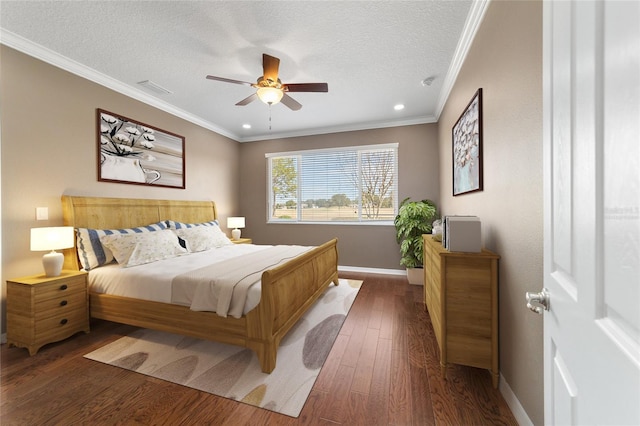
[242,124,251,129]
[394,104,405,111]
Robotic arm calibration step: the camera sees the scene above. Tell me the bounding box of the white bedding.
[87,244,282,315]
[175,245,312,318]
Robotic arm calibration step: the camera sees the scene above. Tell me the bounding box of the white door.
[540,0,640,424]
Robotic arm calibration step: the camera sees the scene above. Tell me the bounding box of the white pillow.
[100,229,187,267]
[174,225,233,252]
[75,222,167,270]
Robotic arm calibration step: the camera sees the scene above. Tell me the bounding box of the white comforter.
[174,245,311,318]
[87,244,311,317]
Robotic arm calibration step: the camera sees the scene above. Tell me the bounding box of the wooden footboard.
[62,195,339,373]
[246,238,339,372]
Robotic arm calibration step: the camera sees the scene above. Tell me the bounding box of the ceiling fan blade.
[281,93,302,111]
[284,83,328,92]
[262,54,280,82]
[235,93,258,106]
[206,75,253,86]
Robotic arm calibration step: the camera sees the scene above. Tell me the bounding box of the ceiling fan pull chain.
[269,104,272,130]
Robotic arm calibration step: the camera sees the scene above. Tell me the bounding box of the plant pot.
[406,267,424,285]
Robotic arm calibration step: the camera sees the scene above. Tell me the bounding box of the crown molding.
[0,29,240,141]
[239,115,437,143]
[434,0,491,120]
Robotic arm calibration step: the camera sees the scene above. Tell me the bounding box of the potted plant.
[394,198,438,285]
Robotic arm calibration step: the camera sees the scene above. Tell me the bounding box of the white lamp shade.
[31,227,75,277]
[227,217,245,229]
[31,227,75,251]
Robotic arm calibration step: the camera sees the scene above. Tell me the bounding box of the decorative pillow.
[76,222,167,270]
[165,219,219,229]
[174,225,233,252]
[99,229,187,267]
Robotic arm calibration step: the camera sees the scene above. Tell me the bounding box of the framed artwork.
[97,108,185,189]
[452,88,483,196]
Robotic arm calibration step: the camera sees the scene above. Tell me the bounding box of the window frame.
[266,143,399,225]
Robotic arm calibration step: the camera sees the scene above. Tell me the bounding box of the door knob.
[526,288,549,314]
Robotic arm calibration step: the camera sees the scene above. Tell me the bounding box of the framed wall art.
[97,108,185,189]
[452,88,483,196]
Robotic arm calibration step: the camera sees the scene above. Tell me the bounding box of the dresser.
[7,270,90,355]
[423,235,500,388]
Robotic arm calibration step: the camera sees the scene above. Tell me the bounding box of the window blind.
[266,143,398,223]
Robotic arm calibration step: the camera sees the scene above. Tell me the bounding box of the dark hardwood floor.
[1,273,517,425]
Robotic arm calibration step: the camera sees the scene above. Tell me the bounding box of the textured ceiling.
[0,1,483,142]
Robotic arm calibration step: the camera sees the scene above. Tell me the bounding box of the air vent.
[421,76,435,87]
[137,80,173,95]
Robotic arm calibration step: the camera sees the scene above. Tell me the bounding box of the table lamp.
[227,217,245,240]
[30,226,75,277]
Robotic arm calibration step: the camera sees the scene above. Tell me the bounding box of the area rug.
[84,279,362,417]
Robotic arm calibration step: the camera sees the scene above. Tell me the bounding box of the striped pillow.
[76,222,167,270]
[165,220,219,229]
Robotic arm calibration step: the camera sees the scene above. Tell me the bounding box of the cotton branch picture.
[452,89,483,196]
[97,109,185,189]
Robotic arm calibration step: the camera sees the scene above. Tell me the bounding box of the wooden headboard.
[61,195,217,271]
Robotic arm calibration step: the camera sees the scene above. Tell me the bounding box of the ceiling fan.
[206,53,328,111]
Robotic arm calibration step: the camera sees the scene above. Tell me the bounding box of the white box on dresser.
[444,216,482,252]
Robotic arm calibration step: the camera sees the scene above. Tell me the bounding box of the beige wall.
[438,1,543,423]
[0,46,240,329]
[239,124,440,270]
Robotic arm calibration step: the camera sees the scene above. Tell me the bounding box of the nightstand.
[6,270,90,355]
[231,238,252,244]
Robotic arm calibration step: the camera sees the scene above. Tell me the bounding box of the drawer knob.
[60,284,68,290]
[60,318,68,325]
[60,300,68,306]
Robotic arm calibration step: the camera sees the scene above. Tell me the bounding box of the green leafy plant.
[394,198,438,268]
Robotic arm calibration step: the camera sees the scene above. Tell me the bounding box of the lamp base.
[42,251,64,277]
[231,228,241,240]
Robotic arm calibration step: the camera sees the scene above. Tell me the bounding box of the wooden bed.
[61,195,339,373]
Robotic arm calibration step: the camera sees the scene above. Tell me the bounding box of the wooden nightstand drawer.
[6,270,90,355]
[36,308,88,339]
[33,276,86,301]
[9,279,86,314]
[35,291,88,319]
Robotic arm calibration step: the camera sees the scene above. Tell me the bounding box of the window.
[267,143,398,224]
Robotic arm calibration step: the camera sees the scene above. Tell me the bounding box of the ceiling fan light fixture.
[257,87,284,105]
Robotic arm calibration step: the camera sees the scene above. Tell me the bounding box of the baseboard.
[499,374,534,426]
[338,265,406,276]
